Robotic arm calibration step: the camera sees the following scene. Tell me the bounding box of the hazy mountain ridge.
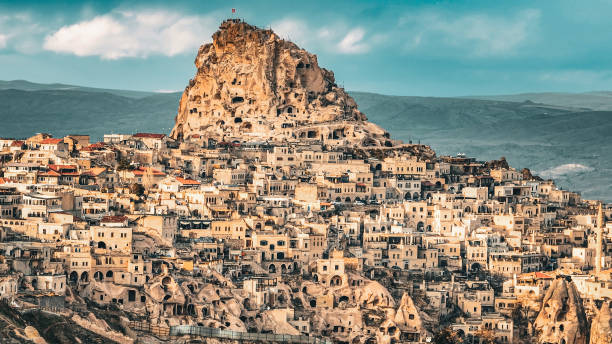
[351,92,574,130]
[464,91,612,111]
[0,81,609,201]
[0,88,179,140]
[0,79,159,99]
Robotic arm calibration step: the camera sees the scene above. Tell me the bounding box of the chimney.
[595,203,604,274]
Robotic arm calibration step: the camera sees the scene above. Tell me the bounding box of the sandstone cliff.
[170,19,392,147]
[376,292,429,344]
[534,277,588,344]
[590,301,612,344]
[392,293,426,332]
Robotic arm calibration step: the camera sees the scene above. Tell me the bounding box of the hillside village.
[0,19,611,344]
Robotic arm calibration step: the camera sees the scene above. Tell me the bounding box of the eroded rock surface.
[171,19,392,147]
[590,301,612,344]
[534,277,588,344]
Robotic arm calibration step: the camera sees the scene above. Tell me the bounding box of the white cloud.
[317,28,332,40]
[0,13,46,53]
[400,9,540,56]
[271,18,372,55]
[337,28,370,54]
[272,18,309,45]
[44,10,217,59]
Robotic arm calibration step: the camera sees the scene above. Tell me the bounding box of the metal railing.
[129,321,170,337]
[169,325,332,344]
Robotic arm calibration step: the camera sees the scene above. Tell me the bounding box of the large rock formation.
[534,277,588,344]
[377,293,429,344]
[590,301,612,344]
[171,19,392,147]
[392,293,426,332]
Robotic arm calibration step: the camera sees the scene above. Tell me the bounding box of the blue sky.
[1,0,611,96]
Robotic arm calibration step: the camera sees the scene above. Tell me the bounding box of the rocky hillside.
[170,19,391,147]
[1,82,611,201]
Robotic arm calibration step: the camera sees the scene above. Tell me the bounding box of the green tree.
[474,328,496,344]
[117,157,131,170]
[434,327,463,344]
[130,183,145,196]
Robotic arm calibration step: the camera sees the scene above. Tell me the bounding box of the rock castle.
[171,19,392,147]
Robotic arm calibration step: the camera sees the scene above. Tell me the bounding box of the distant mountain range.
[0,81,179,140]
[0,79,157,98]
[464,91,612,111]
[0,80,610,202]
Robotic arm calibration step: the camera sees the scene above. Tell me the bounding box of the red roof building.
[132,167,166,176]
[100,215,128,224]
[82,142,107,151]
[48,164,79,176]
[176,177,201,185]
[133,133,166,139]
[534,272,553,279]
[40,138,64,145]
